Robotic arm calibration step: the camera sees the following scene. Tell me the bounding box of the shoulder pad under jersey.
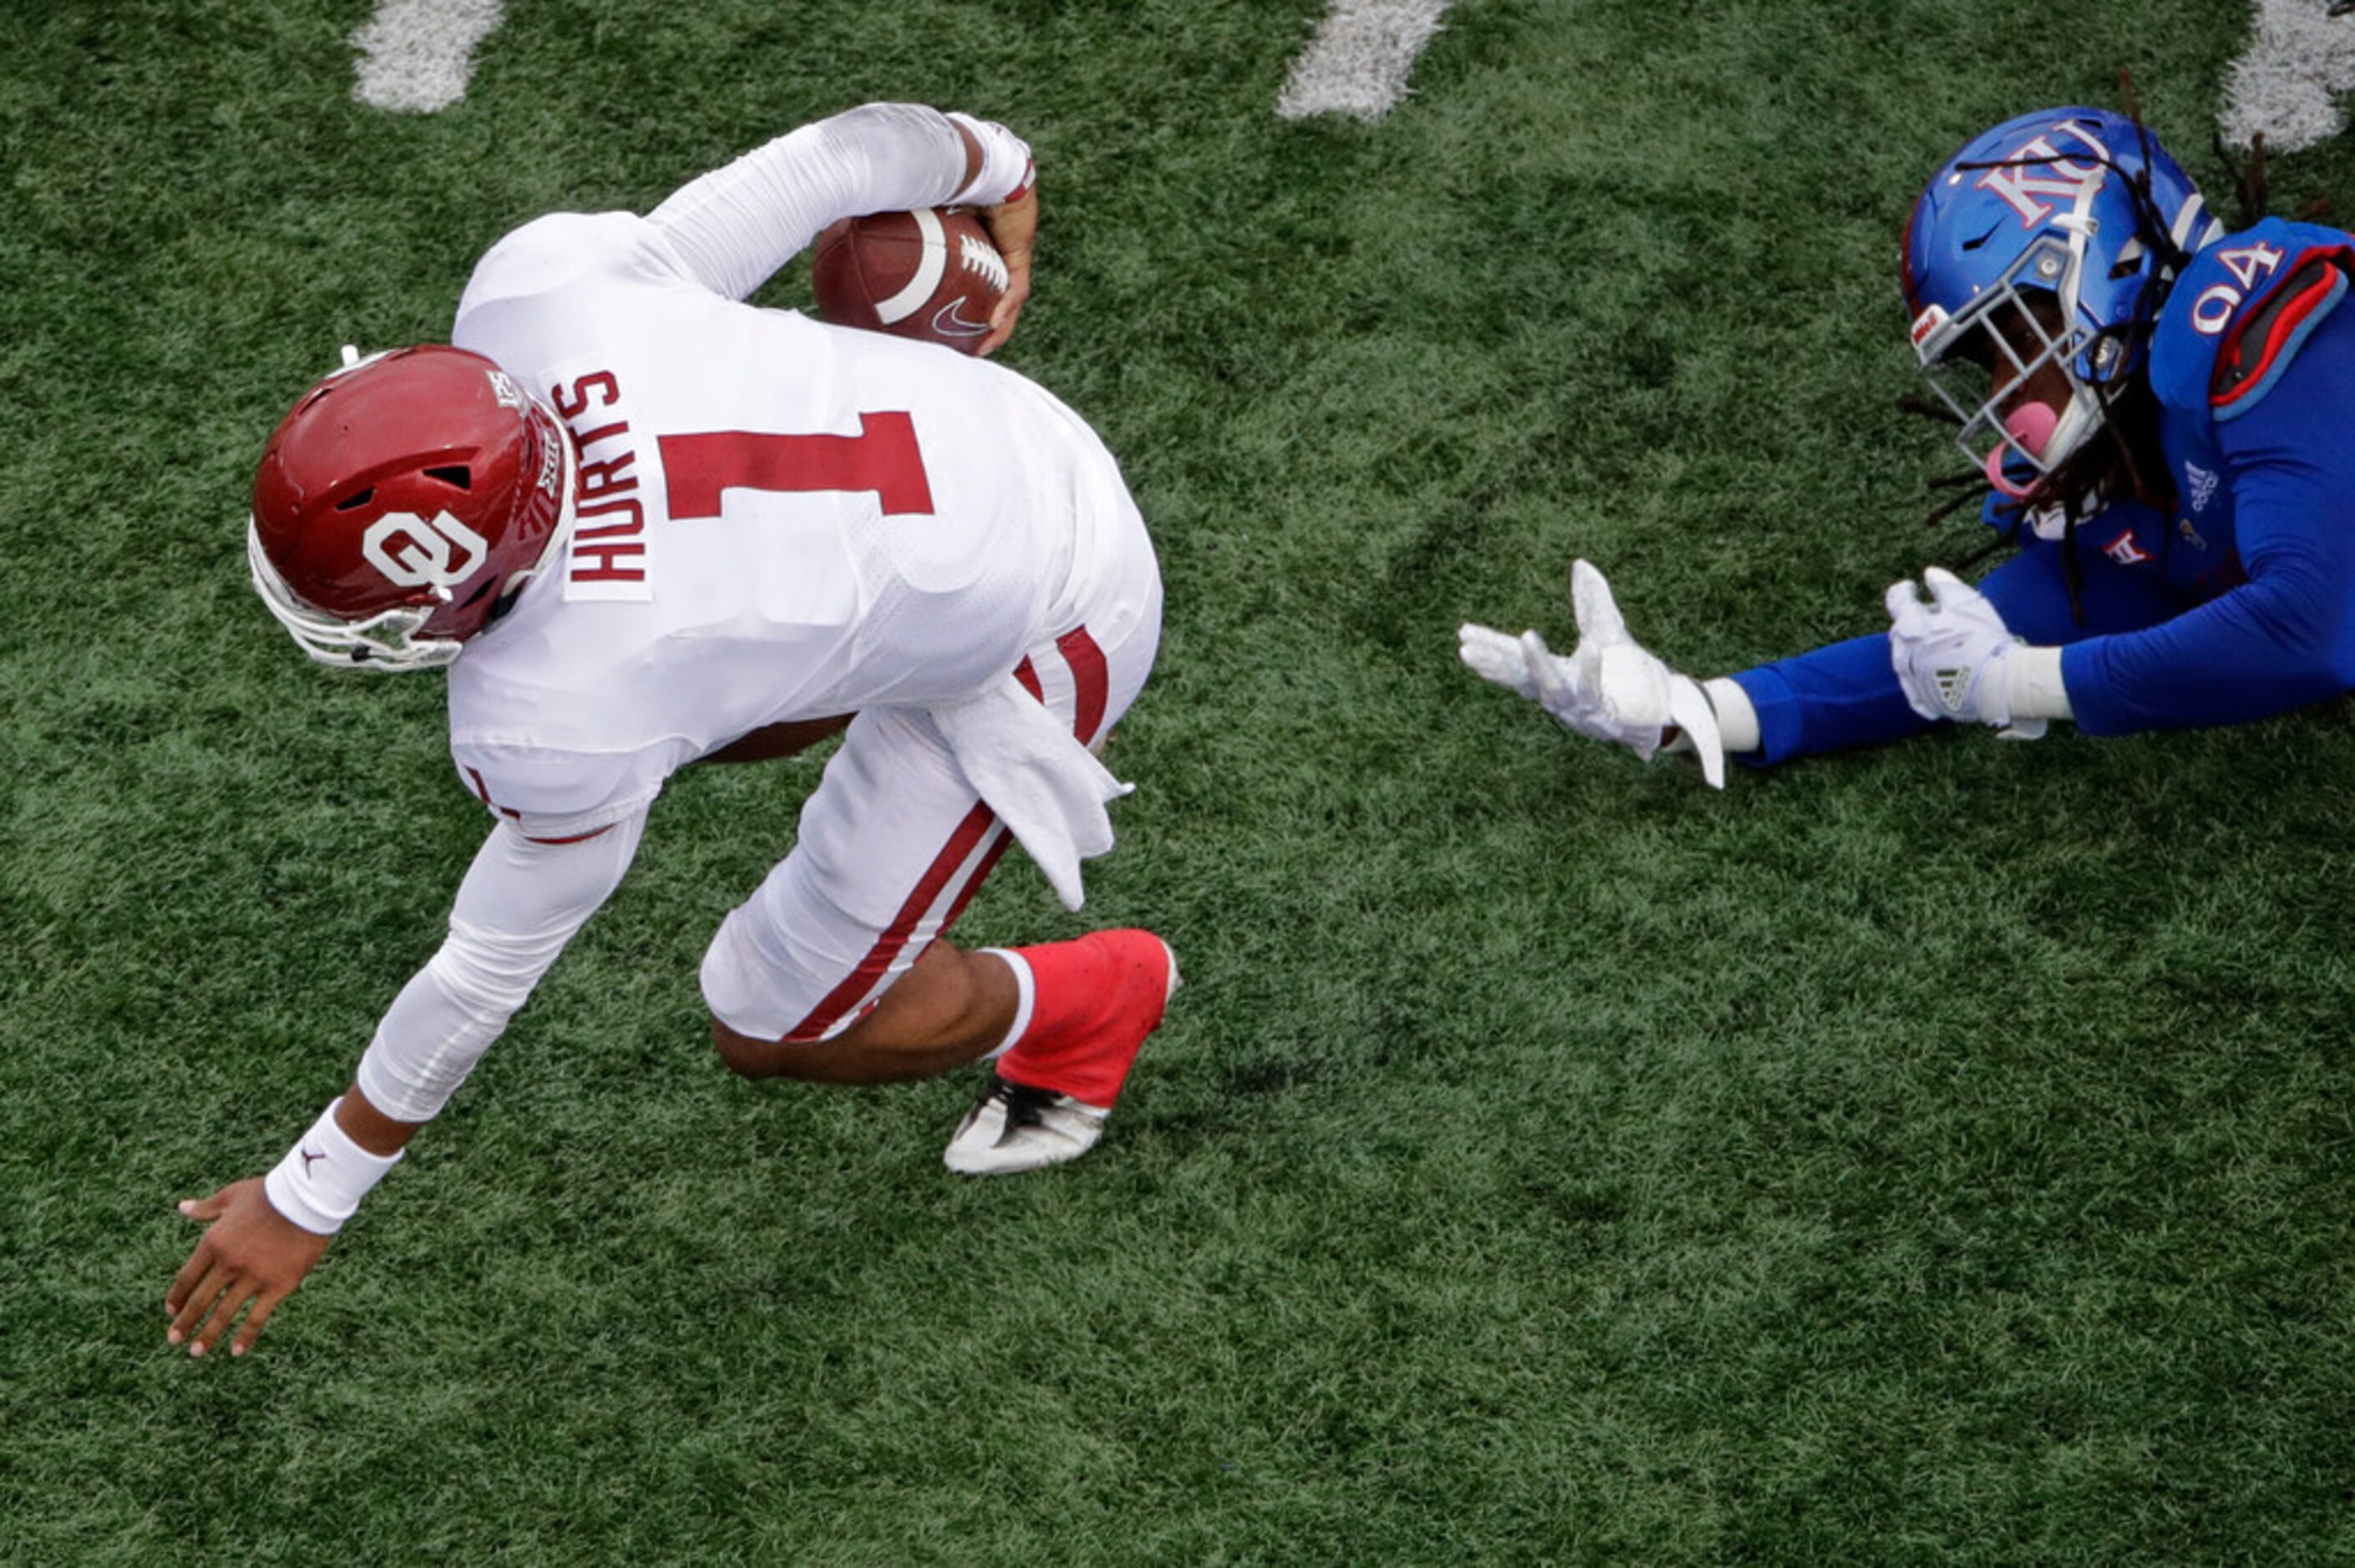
[2150,218,2355,423]
[2211,245,2352,421]
[458,211,681,321]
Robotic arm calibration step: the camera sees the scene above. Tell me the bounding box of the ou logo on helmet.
[362,510,491,590]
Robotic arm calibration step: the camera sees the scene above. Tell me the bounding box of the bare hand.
[165,1177,331,1358]
[977,185,1036,356]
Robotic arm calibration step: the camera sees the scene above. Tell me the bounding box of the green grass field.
[8,0,2355,1559]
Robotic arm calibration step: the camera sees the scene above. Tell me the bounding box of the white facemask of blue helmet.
[1902,107,2225,501]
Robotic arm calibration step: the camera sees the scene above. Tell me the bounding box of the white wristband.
[1700,676,1762,754]
[2003,644,2074,722]
[261,1098,403,1236]
[945,112,1035,206]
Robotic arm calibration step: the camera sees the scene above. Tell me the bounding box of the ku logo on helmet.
[362,510,492,590]
[1974,126,2109,227]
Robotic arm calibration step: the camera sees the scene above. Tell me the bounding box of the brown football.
[811,207,1008,354]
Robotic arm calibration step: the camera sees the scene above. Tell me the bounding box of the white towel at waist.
[929,674,1133,911]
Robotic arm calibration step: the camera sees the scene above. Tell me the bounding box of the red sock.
[994,929,1173,1107]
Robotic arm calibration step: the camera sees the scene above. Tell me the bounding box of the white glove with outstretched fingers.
[1458,559,1725,787]
[1884,566,2047,740]
[1456,621,1552,706]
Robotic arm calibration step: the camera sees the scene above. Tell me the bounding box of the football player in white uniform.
[168,104,1178,1359]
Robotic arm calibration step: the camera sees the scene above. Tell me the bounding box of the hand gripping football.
[812,207,1009,354]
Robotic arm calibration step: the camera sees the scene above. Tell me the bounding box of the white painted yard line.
[352,0,508,114]
[2220,0,2355,153]
[1276,0,1454,122]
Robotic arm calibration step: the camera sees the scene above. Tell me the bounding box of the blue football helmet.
[1902,108,2223,499]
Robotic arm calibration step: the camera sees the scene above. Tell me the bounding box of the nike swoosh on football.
[932,297,991,337]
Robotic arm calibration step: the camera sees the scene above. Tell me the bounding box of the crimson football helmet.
[247,345,578,670]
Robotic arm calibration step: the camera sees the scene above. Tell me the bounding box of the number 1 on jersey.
[659,412,934,518]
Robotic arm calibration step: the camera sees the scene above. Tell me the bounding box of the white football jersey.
[446,211,1136,837]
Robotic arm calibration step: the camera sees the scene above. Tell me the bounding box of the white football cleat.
[944,933,1179,1176]
[943,1079,1112,1176]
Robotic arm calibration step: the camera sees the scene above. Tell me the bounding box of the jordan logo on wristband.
[300,1146,327,1177]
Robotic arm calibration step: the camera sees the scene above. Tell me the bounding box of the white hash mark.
[352,0,508,114]
[1276,0,1454,122]
[2220,0,2355,153]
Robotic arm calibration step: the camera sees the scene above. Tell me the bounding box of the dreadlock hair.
[2213,126,2273,231]
[1900,78,2198,620]
[2214,122,2332,226]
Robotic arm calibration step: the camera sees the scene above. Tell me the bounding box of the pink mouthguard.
[1983,402,2059,499]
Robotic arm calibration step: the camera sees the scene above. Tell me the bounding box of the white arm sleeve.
[646,102,1030,302]
[355,809,648,1124]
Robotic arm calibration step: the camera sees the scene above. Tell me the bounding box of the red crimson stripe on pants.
[781,626,1108,1041]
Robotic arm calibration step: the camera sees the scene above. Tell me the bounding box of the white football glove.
[1884,566,2047,740]
[1459,559,1725,788]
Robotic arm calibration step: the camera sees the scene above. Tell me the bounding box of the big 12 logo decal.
[362,510,490,590]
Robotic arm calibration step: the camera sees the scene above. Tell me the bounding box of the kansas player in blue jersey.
[1461,107,2355,775]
